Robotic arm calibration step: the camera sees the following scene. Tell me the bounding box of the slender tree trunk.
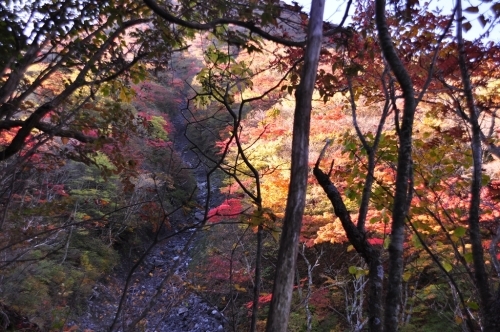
[313,162,383,332]
[374,1,416,330]
[367,253,383,331]
[455,0,499,329]
[250,224,263,332]
[265,1,324,331]
[299,244,323,332]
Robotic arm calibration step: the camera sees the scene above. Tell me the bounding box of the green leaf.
[345,141,356,151]
[345,189,356,201]
[348,266,357,275]
[466,301,479,310]
[454,226,467,238]
[482,174,491,186]
[442,261,453,273]
[383,237,390,249]
[101,85,110,97]
[403,271,412,282]
[411,234,422,249]
[464,252,474,263]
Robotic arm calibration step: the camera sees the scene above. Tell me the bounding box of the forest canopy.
[1,0,500,331]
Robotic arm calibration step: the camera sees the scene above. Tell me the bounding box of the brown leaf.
[464,6,479,13]
[479,14,489,27]
[463,21,472,32]
[492,3,500,17]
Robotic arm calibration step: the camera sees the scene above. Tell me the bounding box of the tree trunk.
[265,1,324,331]
[374,0,416,330]
[313,162,383,332]
[250,224,263,332]
[455,0,499,329]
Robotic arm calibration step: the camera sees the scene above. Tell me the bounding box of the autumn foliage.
[2,0,500,331]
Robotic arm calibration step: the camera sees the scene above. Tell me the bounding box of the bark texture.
[265,1,325,331]
[455,0,499,329]
[374,0,416,330]
[313,162,383,332]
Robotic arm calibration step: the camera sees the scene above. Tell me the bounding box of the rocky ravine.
[69,108,226,332]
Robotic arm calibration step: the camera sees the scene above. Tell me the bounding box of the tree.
[455,0,500,329]
[0,2,202,326]
[0,0,175,167]
[3,0,500,330]
[373,0,417,329]
[265,1,325,330]
[142,1,334,330]
[311,0,500,330]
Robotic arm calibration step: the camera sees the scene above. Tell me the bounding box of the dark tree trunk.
[250,225,263,332]
[265,1,325,331]
[374,0,416,330]
[455,0,499,330]
[313,162,383,332]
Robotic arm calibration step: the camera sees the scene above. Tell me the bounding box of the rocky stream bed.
[68,108,227,332]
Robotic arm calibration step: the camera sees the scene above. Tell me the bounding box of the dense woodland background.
[1,0,500,331]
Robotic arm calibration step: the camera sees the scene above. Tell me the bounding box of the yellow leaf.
[271,229,280,242]
[234,284,246,292]
[319,273,336,286]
